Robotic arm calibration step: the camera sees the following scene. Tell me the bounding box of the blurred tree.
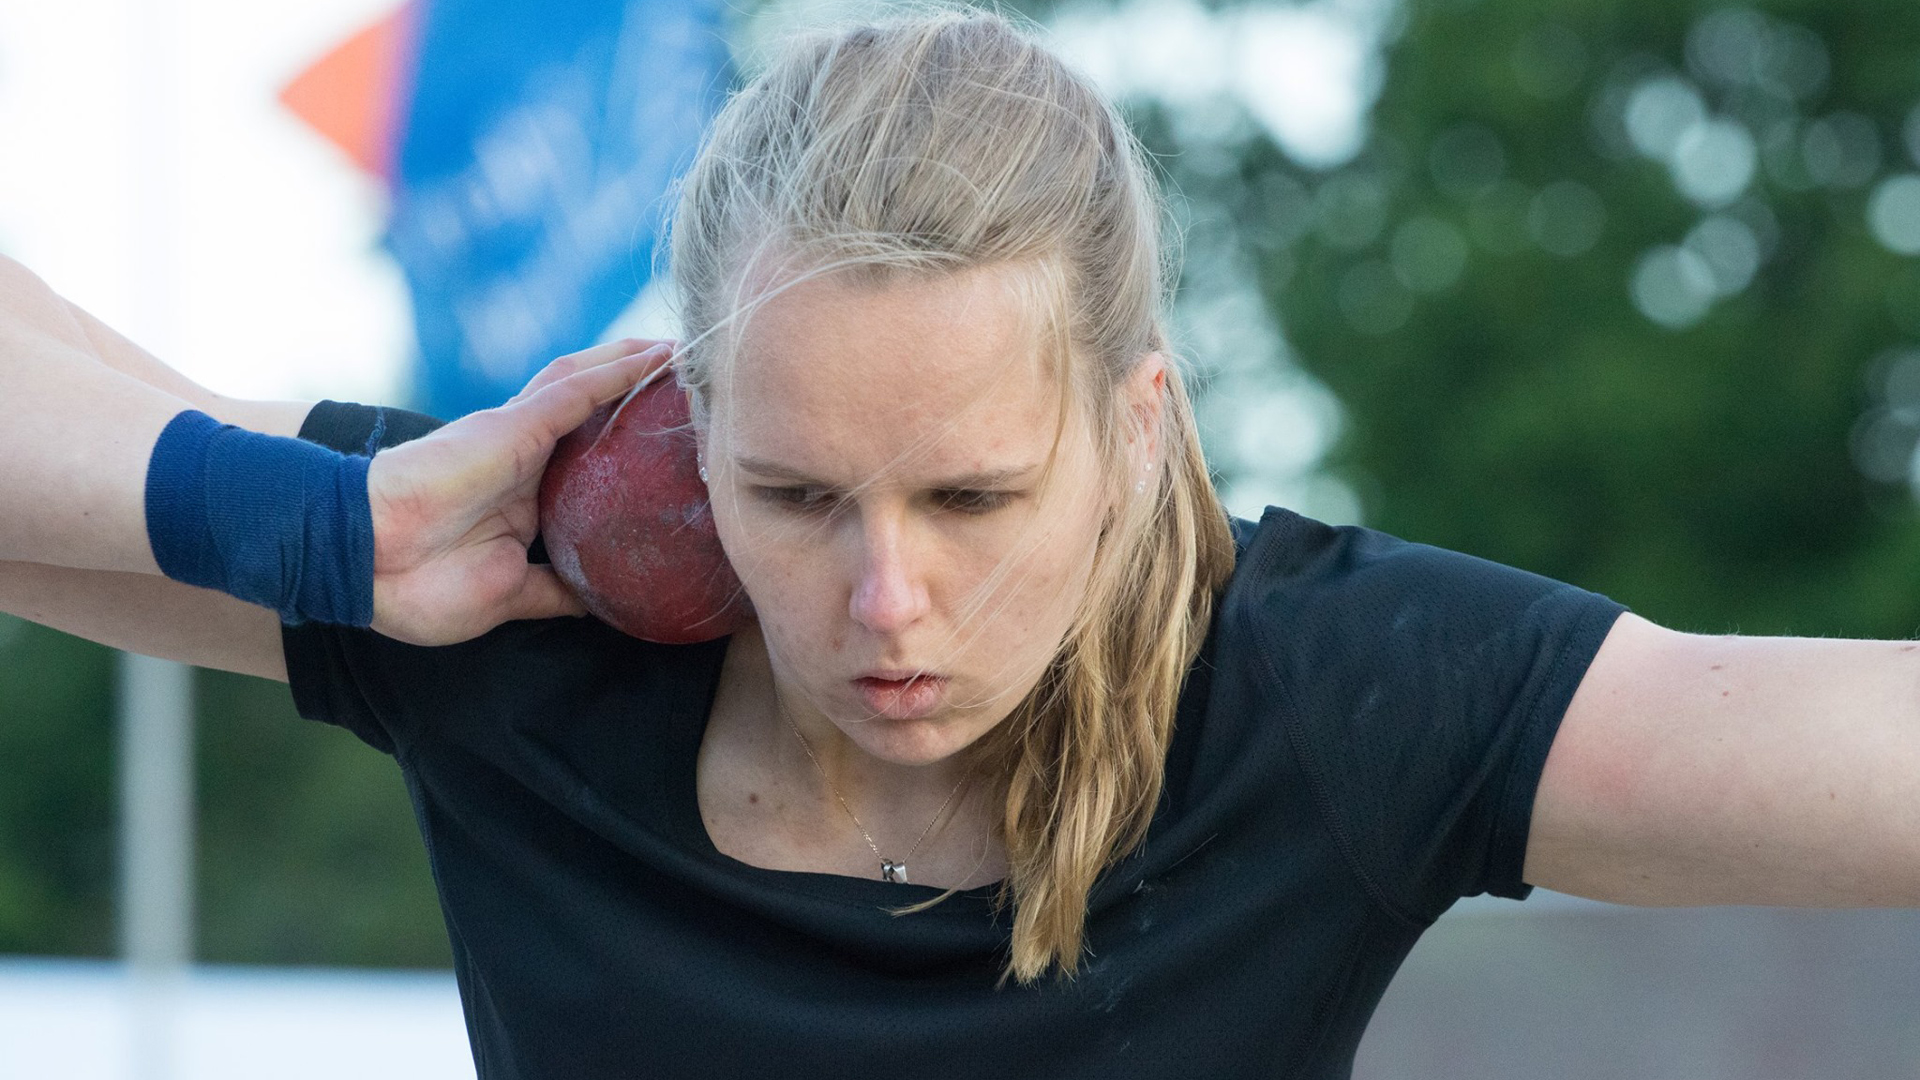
[0,615,446,968]
[196,668,449,968]
[0,618,115,956]
[1190,0,1920,637]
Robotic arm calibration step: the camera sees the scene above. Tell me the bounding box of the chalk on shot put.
[538,373,752,644]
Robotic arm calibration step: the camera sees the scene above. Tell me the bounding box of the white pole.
[118,0,192,1075]
[116,653,194,1080]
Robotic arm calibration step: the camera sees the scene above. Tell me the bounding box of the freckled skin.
[705,266,1113,771]
[690,266,1163,886]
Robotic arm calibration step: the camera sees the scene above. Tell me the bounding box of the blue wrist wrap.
[144,409,376,626]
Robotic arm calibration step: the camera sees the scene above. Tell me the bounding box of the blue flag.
[387,0,728,418]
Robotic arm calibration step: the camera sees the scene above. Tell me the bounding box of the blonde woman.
[2,9,1916,1078]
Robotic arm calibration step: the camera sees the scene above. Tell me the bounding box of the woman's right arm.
[0,254,299,678]
[57,285,316,440]
[0,560,287,680]
[0,255,227,575]
[0,253,670,667]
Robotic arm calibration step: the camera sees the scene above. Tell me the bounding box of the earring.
[698,464,709,483]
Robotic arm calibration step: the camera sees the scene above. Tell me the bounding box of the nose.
[847,510,930,635]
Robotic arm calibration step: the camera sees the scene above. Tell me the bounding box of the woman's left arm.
[1525,613,1920,906]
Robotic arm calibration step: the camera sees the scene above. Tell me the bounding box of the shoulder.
[287,603,725,761]
[1200,508,1627,916]
[1225,507,1587,619]
[1218,507,1621,678]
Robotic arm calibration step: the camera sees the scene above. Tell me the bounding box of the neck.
[736,623,983,831]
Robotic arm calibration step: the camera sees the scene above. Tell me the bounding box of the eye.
[932,489,1017,516]
[755,485,841,514]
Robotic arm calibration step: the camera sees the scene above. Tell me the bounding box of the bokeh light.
[1631,244,1718,330]
[1528,180,1606,258]
[1801,112,1882,190]
[1390,215,1470,292]
[1867,174,1920,256]
[1682,214,1762,297]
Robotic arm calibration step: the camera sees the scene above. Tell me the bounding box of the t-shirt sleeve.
[280,401,447,755]
[1239,511,1626,922]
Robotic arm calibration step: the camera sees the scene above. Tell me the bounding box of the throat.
[700,772,1006,887]
[696,626,1008,887]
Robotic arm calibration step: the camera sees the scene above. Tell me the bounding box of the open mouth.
[852,674,948,719]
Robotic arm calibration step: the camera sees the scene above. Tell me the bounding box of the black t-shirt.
[285,401,1627,1079]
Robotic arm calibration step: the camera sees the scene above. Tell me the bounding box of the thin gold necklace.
[778,701,972,884]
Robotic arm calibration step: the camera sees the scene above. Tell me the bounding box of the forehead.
[714,264,1069,480]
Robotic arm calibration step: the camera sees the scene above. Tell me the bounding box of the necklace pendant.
[881,860,908,884]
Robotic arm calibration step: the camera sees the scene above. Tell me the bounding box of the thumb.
[504,566,592,623]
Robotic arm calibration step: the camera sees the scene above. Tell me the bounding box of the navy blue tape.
[145,410,376,626]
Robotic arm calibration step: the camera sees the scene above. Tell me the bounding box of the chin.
[845,714,985,768]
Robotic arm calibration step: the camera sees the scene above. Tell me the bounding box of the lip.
[852,672,948,720]
[858,668,936,681]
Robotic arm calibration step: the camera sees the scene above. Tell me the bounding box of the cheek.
[709,492,853,653]
[711,495,800,603]
[968,499,1106,649]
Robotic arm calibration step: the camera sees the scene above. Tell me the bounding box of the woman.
[2,9,1915,1078]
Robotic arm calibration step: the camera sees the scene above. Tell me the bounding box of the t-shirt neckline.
[656,513,1257,911]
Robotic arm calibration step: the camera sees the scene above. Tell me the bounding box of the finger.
[602,347,678,419]
[507,338,657,405]
[507,337,675,405]
[507,347,676,445]
[506,566,591,621]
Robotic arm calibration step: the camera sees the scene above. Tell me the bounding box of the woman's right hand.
[364,339,675,645]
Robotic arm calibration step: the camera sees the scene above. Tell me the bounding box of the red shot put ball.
[538,377,751,643]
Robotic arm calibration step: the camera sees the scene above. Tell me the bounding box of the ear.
[1124,351,1168,470]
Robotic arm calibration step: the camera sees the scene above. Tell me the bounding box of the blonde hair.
[667,6,1237,982]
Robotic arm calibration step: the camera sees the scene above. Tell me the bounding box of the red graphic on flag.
[279,4,418,178]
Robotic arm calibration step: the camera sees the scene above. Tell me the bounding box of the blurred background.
[2,0,1918,1075]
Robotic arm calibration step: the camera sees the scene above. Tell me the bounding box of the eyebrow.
[733,456,1042,489]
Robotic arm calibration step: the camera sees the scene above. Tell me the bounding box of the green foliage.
[0,617,446,967]
[0,617,115,956]
[195,669,449,969]
[1178,0,1920,637]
